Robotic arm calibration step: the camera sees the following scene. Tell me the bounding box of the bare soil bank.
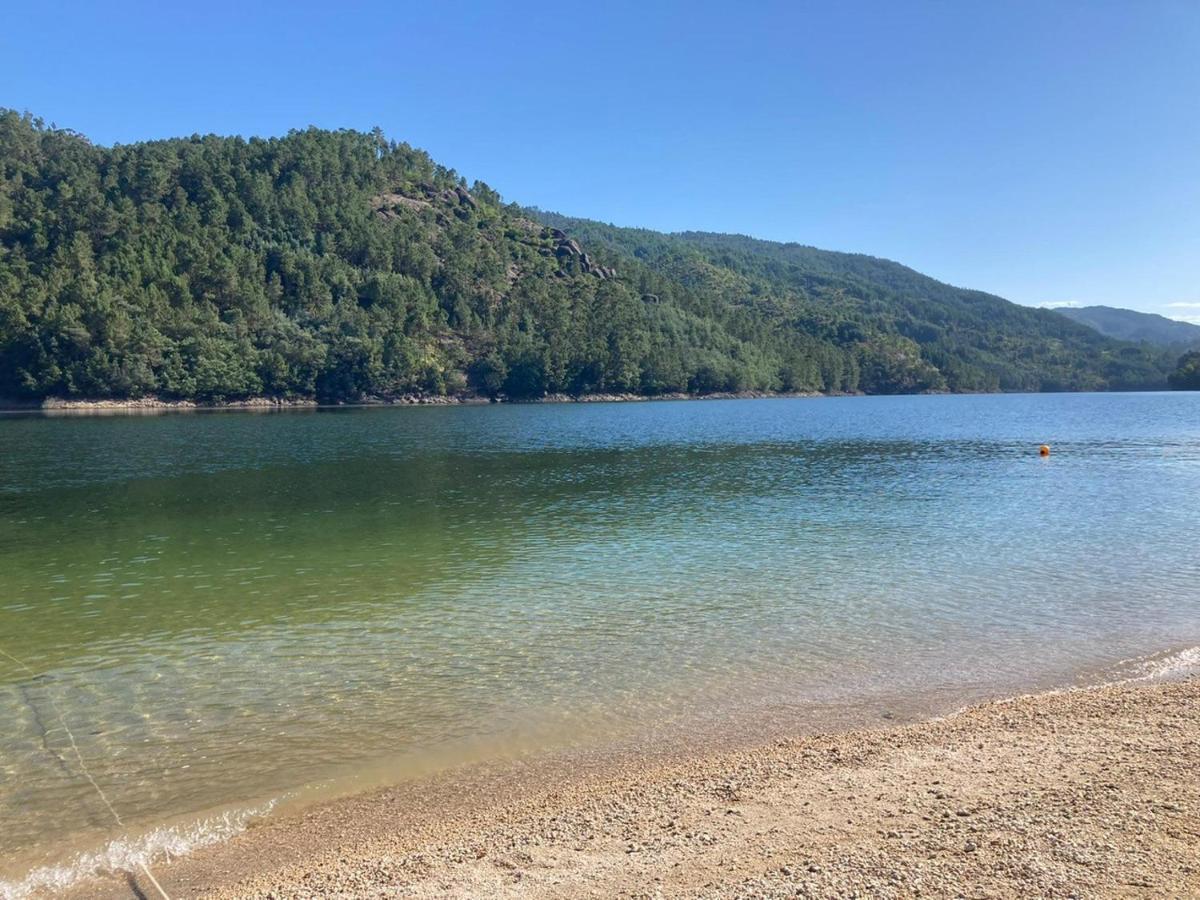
[82,677,1199,899]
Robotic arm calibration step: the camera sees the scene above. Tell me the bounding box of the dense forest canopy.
[0,111,1174,403]
[1169,350,1200,391]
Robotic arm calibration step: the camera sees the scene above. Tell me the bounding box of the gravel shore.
[3,390,823,414]
[87,677,1198,899]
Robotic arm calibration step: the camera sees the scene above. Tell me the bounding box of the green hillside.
[0,111,1172,403]
[1056,305,1200,350]
[530,213,1171,393]
[1169,351,1200,390]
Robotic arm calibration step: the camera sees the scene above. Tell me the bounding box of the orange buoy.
[1039,444,1050,457]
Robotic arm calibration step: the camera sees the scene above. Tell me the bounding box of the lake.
[2,393,1199,894]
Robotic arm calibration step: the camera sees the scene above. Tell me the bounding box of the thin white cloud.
[1166,302,1200,309]
[1039,300,1080,309]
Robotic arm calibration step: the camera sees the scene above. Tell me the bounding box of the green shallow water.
[1,393,1199,891]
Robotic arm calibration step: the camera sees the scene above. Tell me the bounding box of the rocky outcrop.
[549,233,616,279]
[414,183,478,209]
[554,239,584,259]
[370,199,615,280]
[39,396,320,412]
[370,193,431,219]
[499,220,620,280]
[371,185,479,220]
[452,186,478,209]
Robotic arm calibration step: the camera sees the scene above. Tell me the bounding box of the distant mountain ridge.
[1056,305,1200,349]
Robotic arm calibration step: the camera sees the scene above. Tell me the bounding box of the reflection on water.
[1,393,1199,886]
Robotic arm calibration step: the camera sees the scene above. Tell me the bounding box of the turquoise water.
[1,393,1199,891]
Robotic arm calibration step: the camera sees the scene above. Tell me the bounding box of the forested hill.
[527,213,1170,393]
[0,111,1172,404]
[1056,305,1200,350]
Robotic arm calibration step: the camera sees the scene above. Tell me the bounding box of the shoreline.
[0,389,827,415]
[5,387,1188,416]
[5,388,1185,416]
[54,669,1200,899]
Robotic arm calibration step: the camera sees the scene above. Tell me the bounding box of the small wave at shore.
[0,799,277,900]
[1105,644,1200,684]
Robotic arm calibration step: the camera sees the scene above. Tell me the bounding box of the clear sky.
[3,0,1197,319]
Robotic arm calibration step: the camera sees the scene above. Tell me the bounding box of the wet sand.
[75,676,1199,899]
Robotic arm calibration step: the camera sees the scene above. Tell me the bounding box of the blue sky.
[3,1,1197,319]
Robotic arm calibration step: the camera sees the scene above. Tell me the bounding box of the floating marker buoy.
[1039,444,1051,457]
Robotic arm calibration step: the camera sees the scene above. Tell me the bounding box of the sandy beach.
[67,675,1197,899]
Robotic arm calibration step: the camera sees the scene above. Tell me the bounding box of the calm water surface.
[1,394,1199,890]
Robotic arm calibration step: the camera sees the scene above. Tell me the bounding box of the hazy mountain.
[1056,305,1200,349]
